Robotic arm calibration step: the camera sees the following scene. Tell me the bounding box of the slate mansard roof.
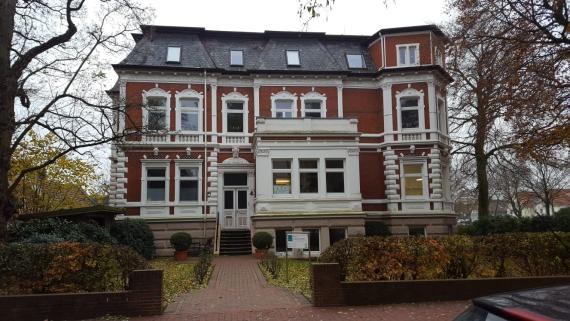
[114,24,447,77]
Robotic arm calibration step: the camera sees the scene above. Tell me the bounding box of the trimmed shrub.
[0,242,147,295]
[319,233,570,282]
[110,219,155,259]
[365,221,392,237]
[170,232,192,251]
[252,231,273,250]
[9,218,116,244]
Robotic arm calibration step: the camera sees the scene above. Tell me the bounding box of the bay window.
[146,96,168,131]
[397,44,419,66]
[325,159,345,193]
[299,159,318,193]
[400,96,420,129]
[401,162,427,198]
[272,159,292,194]
[226,102,245,132]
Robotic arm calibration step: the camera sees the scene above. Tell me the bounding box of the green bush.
[365,221,392,236]
[252,231,273,250]
[110,219,155,259]
[0,242,147,295]
[9,218,116,244]
[458,215,570,235]
[170,232,192,251]
[319,233,570,281]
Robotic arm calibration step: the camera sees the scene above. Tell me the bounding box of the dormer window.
[397,44,419,67]
[346,54,365,69]
[286,50,300,66]
[230,50,243,66]
[166,46,181,63]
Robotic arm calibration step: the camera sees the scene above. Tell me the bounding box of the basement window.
[166,46,181,63]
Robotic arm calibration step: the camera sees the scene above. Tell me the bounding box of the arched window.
[175,89,203,132]
[142,87,170,131]
[300,91,327,118]
[222,91,249,136]
[270,91,297,118]
[396,88,425,130]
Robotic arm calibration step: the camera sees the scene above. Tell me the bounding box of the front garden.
[0,217,213,310]
[259,232,570,301]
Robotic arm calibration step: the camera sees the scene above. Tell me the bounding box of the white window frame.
[325,159,346,195]
[396,43,420,67]
[175,88,203,133]
[400,160,428,200]
[435,47,443,66]
[167,46,181,63]
[286,50,300,66]
[300,91,327,118]
[436,96,447,134]
[396,88,425,131]
[142,87,171,132]
[230,50,244,66]
[221,91,250,136]
[299,159,319,194]
[271,91,298,118]
[272,159,293,196]
[141,160,170,204]
[174,159,203,204]
[346,54,366,69]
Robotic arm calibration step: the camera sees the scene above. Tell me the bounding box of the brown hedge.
[0,242,148,295]
[319,233,570,281]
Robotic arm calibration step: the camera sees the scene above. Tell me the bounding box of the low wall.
[146,218,216,256]
[311,263,570,307]
[0,269,163,321]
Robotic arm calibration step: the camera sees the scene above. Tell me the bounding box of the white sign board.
[286,232,309,249]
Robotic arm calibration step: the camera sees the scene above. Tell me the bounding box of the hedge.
[458,212,570,236]
[0,242,148,295]
[319,233,570,281]
[9,218,116,244]
[110,219,155,259]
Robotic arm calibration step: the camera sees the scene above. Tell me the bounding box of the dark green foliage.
[252,231,273,250]
[458,215,570,235]
[0,242,147,295]
[169,232,192,251]
[110,219,155,259]
[364,221,392,237]
[9,218,116,244]
[193,249,212,284]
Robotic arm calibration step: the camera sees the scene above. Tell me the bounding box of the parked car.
[454,285,570,321]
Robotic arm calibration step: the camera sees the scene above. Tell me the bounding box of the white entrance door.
[223,188,248,229]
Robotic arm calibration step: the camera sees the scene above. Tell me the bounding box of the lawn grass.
[149,258,212,308]
[259,258,312,300]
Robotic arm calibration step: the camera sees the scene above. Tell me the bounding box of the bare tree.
[446,0,565,218]
[0,0,151,241]
[489,154,527,218]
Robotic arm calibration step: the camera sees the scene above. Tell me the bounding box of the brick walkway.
[133,255,470,321]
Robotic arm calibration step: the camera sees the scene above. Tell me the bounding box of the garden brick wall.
[0,269,163,321]
[312,263,570,307]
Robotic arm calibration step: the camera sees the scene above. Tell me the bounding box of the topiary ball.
[170,232,192,252]
[252,231,273,250]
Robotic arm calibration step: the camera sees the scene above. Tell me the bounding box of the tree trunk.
[475,145,490,218]
[0,0,17,242]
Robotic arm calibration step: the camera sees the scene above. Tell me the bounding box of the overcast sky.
[138,0,450,35]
